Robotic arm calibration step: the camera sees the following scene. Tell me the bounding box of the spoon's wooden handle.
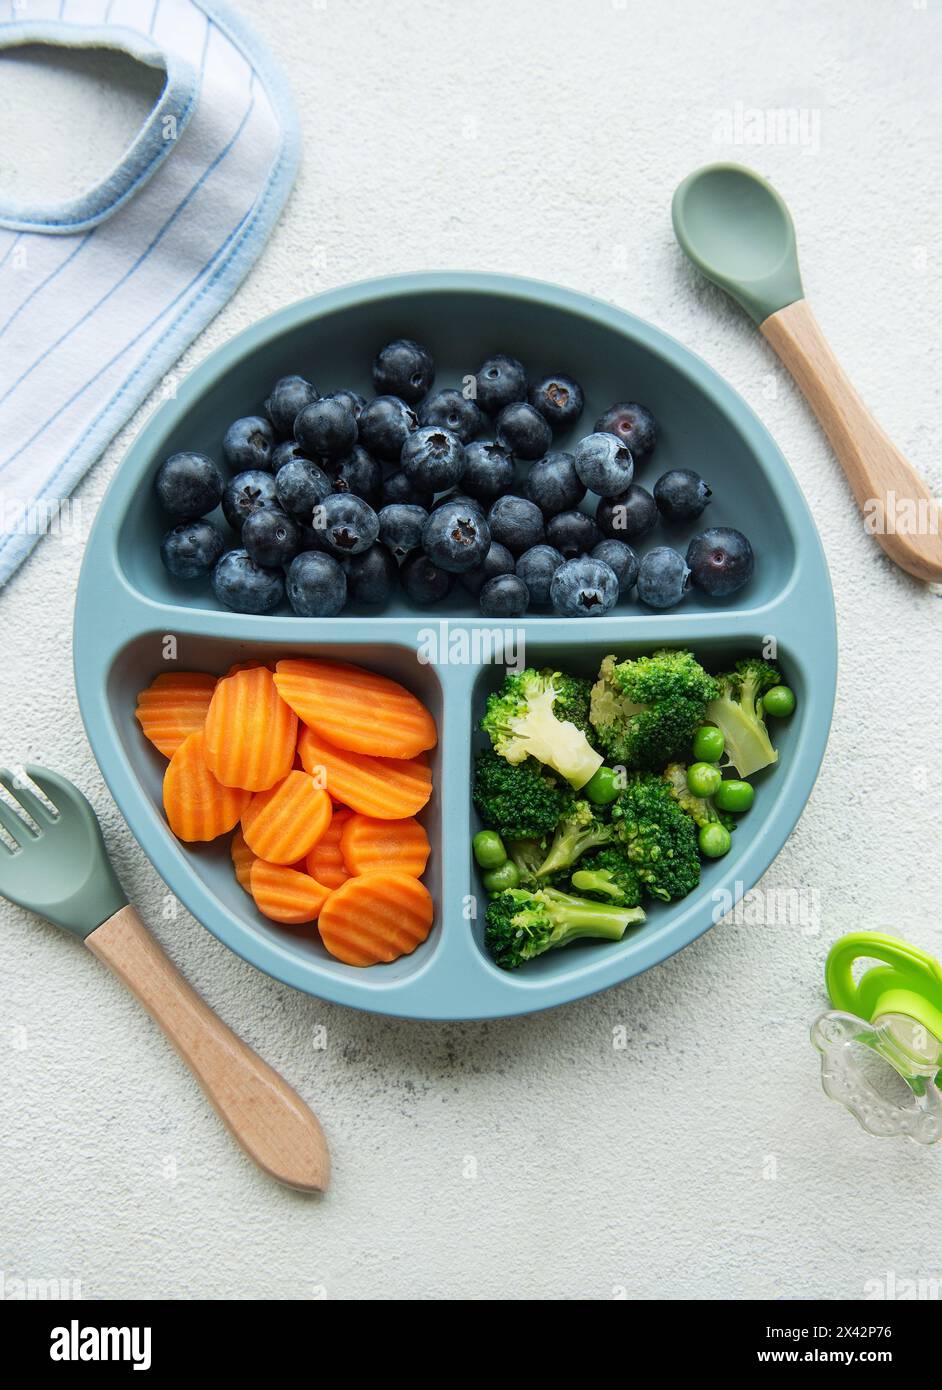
[760,298,942,584]
[85,905,330,1193]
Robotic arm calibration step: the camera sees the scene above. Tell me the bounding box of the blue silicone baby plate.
[73,272,836,1019]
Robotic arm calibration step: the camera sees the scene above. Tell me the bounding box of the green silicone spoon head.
[672,163,804,325]
[0,765,126,939]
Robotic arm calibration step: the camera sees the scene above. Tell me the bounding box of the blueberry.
[591,538,638,592]
[594,401,657,458]
[596,483,658,541]
[358,395,418,462]
[378,503,428,564]
[653,469,712,522]
[573,432,634,496]
[431,491,486,518]
[487,494,545,555]
[372,338,435,404]
[549,557,618,617]
[331,445,383,505]
[342,543,398,605]
[422,499,491,574]
[458,541,516,596]
[212,549,284,613]
[242,507,301,568]
[515,543,564,604]
[525,451,585,516]
[686,527,754,596]
[480,574,529,617]
[295,397,357,461]
[160,519,225,579]
[222,416,275,472]
[265,375,318,437]
[377,470,429,511]
[461,440,515,504]
[400,552,454,605]
[271,439,309,472]
[154,452,224,521]
[418,388,484,443]
[400,425,466,491]
[222,470,279,532]
[545,509,599,559]
[475,354,527,416]
[321,389,367,421]
[496,401,552,461]
[274,458,333,520]
[636,546,691,609]
[285,550,347,616]
[314,493,380,557]
[295,524,321,552]
[529,373,584,432]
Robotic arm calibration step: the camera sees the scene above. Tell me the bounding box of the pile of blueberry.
[154,337,754,617]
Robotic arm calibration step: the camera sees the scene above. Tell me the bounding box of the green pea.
[473,829,507,869]
[763,685,796,718]
[482,861,520,893]
[692,725,725,762]
[687,761,722,798]
[699,823,732,858]
[585,765,621,806]
[714,779,754,813]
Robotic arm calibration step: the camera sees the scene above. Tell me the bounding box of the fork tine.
[0,768,57,828]
[0,793,38,848]
[23,765,69,814]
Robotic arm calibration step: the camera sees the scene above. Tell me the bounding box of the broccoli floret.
[485,886,646,970]
[536,799,614,879]
[704,658,780,779]
[589,650,717,769]
[662,763,735,833]
[611,772,701,902]
[472,751,572,842]
[571,848,643,907]
[504,837,546,887]
[481,667,604,789]
[542,668,598,744]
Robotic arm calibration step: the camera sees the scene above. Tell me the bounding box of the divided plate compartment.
[74,273,837,1020]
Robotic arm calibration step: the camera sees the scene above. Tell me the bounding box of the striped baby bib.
[0,0,299,583]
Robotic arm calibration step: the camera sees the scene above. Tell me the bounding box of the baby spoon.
[672,163,942,584]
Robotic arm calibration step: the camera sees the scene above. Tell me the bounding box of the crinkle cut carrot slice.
[241,770,333,864]
[224,660,273,676]
[317,872,434,966]
[274,658,437,759]
[340,814,430,877]
[250,860,332,924]
[231,827,256,892]
[163,731,250,842]
[297,727,432,819]
[204,666,297,791]
[305,807,352,889]
[135,671,216,758]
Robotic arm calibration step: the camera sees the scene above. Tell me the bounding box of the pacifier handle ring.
[826,932,942,1015]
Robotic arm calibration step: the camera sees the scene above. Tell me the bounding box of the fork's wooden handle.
[85,906,330,1192]
[760,299,942,584]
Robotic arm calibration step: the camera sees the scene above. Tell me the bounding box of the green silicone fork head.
[0,765,126,938]
[671,163,805,324]
[811,932,942,1145]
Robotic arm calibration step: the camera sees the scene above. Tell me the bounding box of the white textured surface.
[1,0,941,1301]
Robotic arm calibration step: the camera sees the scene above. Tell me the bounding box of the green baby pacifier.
[812,932,942,1145]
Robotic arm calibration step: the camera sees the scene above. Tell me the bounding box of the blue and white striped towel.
[0,0,299,583]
